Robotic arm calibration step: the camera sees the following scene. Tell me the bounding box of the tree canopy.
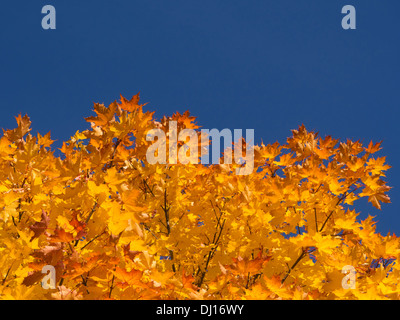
[0,94,397,300]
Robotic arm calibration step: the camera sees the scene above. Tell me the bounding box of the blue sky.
[0,1,399,235]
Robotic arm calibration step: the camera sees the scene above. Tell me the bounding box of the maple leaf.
[85,102,117,127]
[368,185,391,210]
[22,270,48,287]
[69,213,87,239]
[119,93,146,112]
[51,286,83,300]
[225,251,270,275]
[122,243,141,261]
[150,269,175,288]
[112,266,143,288]
[50,227,75,243]
[29,210,50,241]
[365,141,382,154]
[37,132,54,148]
[263,275,293,299]
[66,253,101,279]
[4,114,32,141]
[367,157,391,175]
[179,269,196,290]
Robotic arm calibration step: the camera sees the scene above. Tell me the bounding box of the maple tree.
[0,93,398,300]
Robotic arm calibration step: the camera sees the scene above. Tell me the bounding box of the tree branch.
[319,186,359,233]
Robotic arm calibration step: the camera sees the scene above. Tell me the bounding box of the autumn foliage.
[0,93,398,300]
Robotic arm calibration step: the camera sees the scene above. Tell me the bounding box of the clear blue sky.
[1,1,399,235]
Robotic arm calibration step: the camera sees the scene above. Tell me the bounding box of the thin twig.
[81,229,106,250]
[319,186,360,233]
[161,188,171,235]
[109,274,115,298]
[314,208,318,233]
[85,201,98,224]
[143,179,155,197]
[2,262,14,285]
[281,249,307,284]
